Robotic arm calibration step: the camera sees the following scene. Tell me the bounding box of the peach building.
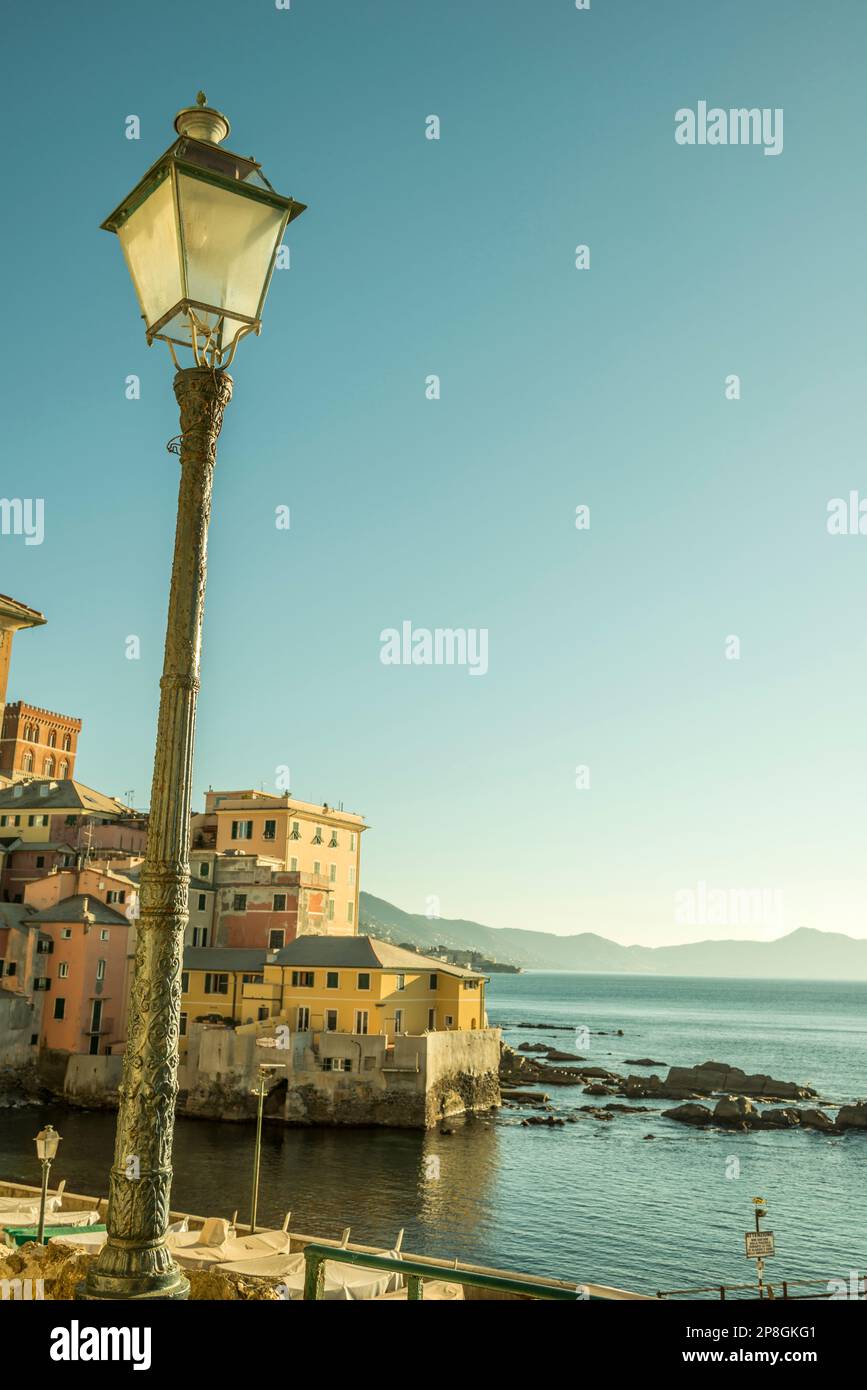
[192,790,367,936]
[25,865,137,1056]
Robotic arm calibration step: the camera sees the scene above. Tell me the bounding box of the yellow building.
[179,947,267,1049]
[179,938,487,1052]
[193,790,366,935]
[0,779,133,843]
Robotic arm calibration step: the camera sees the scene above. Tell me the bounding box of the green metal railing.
[657,1275,866,1301]
[300,1242,591,1301]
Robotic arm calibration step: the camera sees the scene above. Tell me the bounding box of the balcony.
[83,1017,114,1037]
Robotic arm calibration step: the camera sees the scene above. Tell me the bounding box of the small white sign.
[745,1231,775,1259]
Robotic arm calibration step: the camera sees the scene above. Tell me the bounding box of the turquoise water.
[1,973,864,1295]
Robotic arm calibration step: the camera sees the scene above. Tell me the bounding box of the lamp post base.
[77,1268,190,1301]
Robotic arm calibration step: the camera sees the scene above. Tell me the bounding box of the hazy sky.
[3,1,866,946]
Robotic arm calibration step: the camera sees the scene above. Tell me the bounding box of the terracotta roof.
[272,935,483,979]
[0,594,46,628]
[27,895,131,926]
[0,902,38,930]
[0,779,130,815]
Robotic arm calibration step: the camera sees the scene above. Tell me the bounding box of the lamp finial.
[174,95,230,145]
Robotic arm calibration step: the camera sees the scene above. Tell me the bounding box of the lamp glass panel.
[177,173,285,322]
[116,175,183,331]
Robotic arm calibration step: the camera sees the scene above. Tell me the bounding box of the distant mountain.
[359,893,867,980]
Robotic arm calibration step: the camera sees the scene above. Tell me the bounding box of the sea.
[1,972,865,1297]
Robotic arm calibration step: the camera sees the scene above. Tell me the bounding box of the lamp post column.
[37,1157,51,1245]
[82,366,233,1300]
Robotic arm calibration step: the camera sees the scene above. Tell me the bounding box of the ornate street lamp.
[81,95,305,1301]
[34,1124,62,1245]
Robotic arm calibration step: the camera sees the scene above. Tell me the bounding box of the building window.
[22,752,33,773]
[65,815,76,826]
[197,893,207,911]
[297,1006,310,1030]
[258,1006,269,1022]
[200,863,209,877]
[325,1009,338,1032]
[48,731,57,748]
[181,972,189,992]
[327,900,335,921]
[179,1013,187,1037]
[357,973,370,991]
[313,861,321,876]
[291,971,314,988]
[273,893,286,911]
[394,1008,403,1034]
[268,929,285,950]
[312,825,323,844]
[192,927,209,947]
[233,894,247,912]
[43,756,54,776]
[100,929,110,942]
[429,974,438,989]
[329,832,339,848]
[231,820,253,840]
[347,903,354,924]
[59,761,68,778]
[428,1009,436,1030]
[58,962,69,979]
[263,819,276,840]
[326,971,339,989]
[445,1015,454,1027]
[53,998,65,1020]
[349,867,356,886]
[289,857,298,872]
[395,973,405,991]
[353,1010,368,1035]
[329,863,337,882]
[96,959,106,981]
[28,814,48,827]
[35,856,45,868]
[463,979,478,990]
[61,929,72,940]
[350,833,357,852]
[289,821,301,841]
[62,734,71,752]
[204,973,229,995]
[243,973,264,985]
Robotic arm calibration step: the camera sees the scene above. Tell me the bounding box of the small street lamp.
[34,1124,61,1245]
[81,95,305,1302]
[249,1063,286,1235]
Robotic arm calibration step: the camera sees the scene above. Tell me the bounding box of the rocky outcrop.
[664,1098,839,1133]
[499,1044,609,1087]
[664,1102,713,1125]
[663,1061,816,1101]
[713,1096,755,1126]
[837,1101,867,1130]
